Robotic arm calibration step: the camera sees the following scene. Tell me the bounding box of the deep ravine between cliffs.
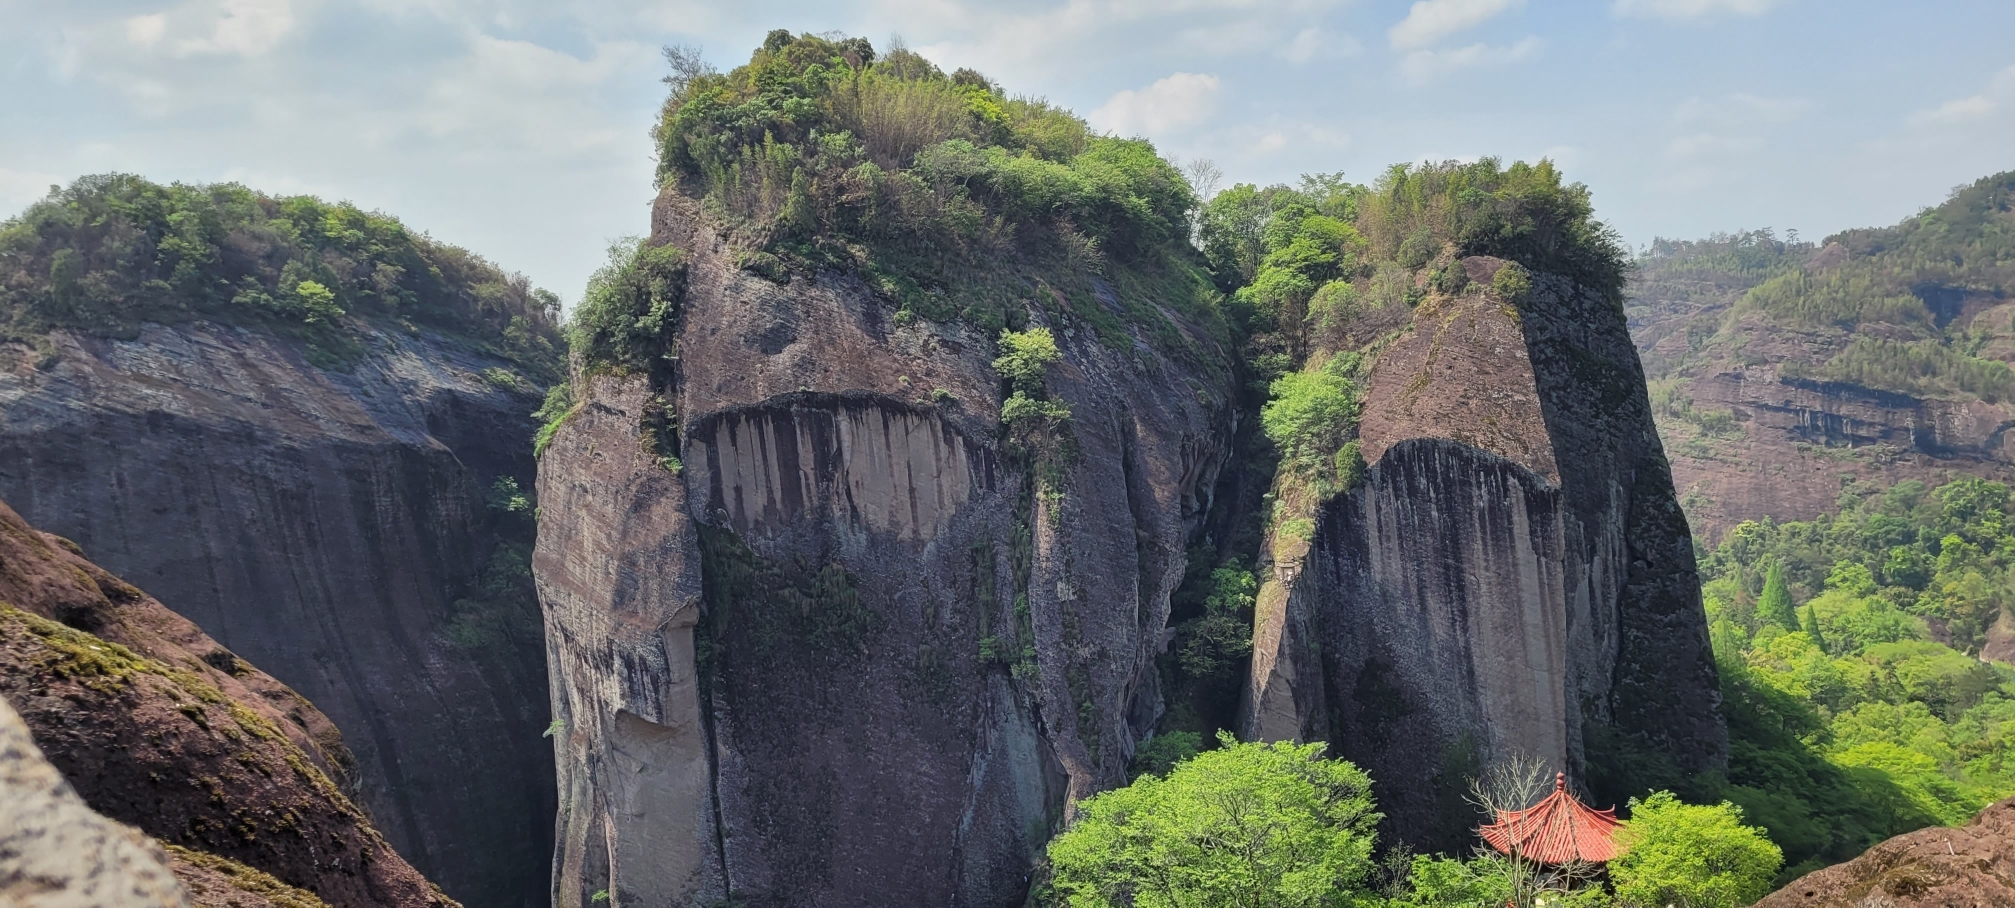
[528,31,1727,908]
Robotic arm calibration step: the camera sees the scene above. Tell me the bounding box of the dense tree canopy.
[1609,792,1781,908]
[1047,735,1381,908]
[651,31,1220,345]
[1679,476,2015,874]
[0,174,562,378]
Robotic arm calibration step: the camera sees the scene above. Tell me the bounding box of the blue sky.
[4,0,2012,303]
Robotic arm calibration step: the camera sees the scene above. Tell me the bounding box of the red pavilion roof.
[1478,773,1626,865]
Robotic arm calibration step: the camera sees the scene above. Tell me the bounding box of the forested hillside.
[0,174,562,378]
[1625,172,2015,884]
[1629,171,2015,537]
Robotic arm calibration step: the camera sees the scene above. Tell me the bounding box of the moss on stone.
[166,843,334,908]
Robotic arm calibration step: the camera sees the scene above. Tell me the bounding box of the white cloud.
[895,0,1350,94]
[176,0,300,57]
[126,15,168,47]
[1235,121,1351,155]
[1613,0,1781,21]
[421,36,641,154]
[1399,36,1539,83]
[1908,65,2015,127]
[1389,0,1523,51]
[1089,72,1223,137]
[1276,27,1360,64]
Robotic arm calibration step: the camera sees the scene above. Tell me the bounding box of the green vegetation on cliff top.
[1132,157,1636,788]
[649,30,1222,350]
[0,173,564,379]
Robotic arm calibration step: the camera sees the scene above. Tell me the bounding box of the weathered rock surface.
[0,693,191,908]
[166,846,335,908]
[1755,796,2015,908]
[0,323,554,907]
[534,192,1233,907]
[0,496,457,908]
[1246,257,1727,848]
[1628,259,2015,541]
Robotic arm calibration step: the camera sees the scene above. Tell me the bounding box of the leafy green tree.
[651,32,1219,339]
[1801,603,1828,653]
[1198,183,1286,291]
[1758,561,1799,631]
[995,327,1072,439]
[1610,792,1782,908]
[569,238,688,376]
[994,327,1062,396]
[1128,731,1202,779]
[1491,261,1532,302]
[1386,855,1513,908]
[1177,562,1257,678]
[1047,734,1381,908]
[1261,354,1361,483]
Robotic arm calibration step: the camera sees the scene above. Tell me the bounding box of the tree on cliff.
[1046,734,1380,907]
[1758,561,1799,631]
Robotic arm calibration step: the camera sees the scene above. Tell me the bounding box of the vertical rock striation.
[1245,257,1726,848]
[534,193,1233,907]
[0,324,555,907]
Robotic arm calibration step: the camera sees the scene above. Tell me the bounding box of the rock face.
[1632,299,2015,540]
[0,495,457,908]
[166,846,336,908]
[0,693,191,908]
[1755,796,2015,908]
[534,193,1233,907]
[1245,258,1728,848]
[0,324,554,907]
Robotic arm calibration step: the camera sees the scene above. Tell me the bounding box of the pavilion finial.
[1555,772,1566,791]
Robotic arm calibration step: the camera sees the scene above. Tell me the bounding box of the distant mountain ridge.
[1628,170,2015,539]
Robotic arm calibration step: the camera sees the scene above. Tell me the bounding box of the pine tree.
[1758,562,1799,631]
[1801,603,1828,654]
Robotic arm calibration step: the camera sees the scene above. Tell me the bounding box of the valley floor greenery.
[1686,475,2015,876]
[1048,735,1780,908]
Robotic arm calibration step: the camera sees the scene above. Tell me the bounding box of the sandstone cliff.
[0,495,455,908]
[1244,256,1727,848]
[0,693,190,908]
[0,323,555,907]
[534,193,1234,907]
[1627,173,2015,540]
[1755,795,2015,908]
